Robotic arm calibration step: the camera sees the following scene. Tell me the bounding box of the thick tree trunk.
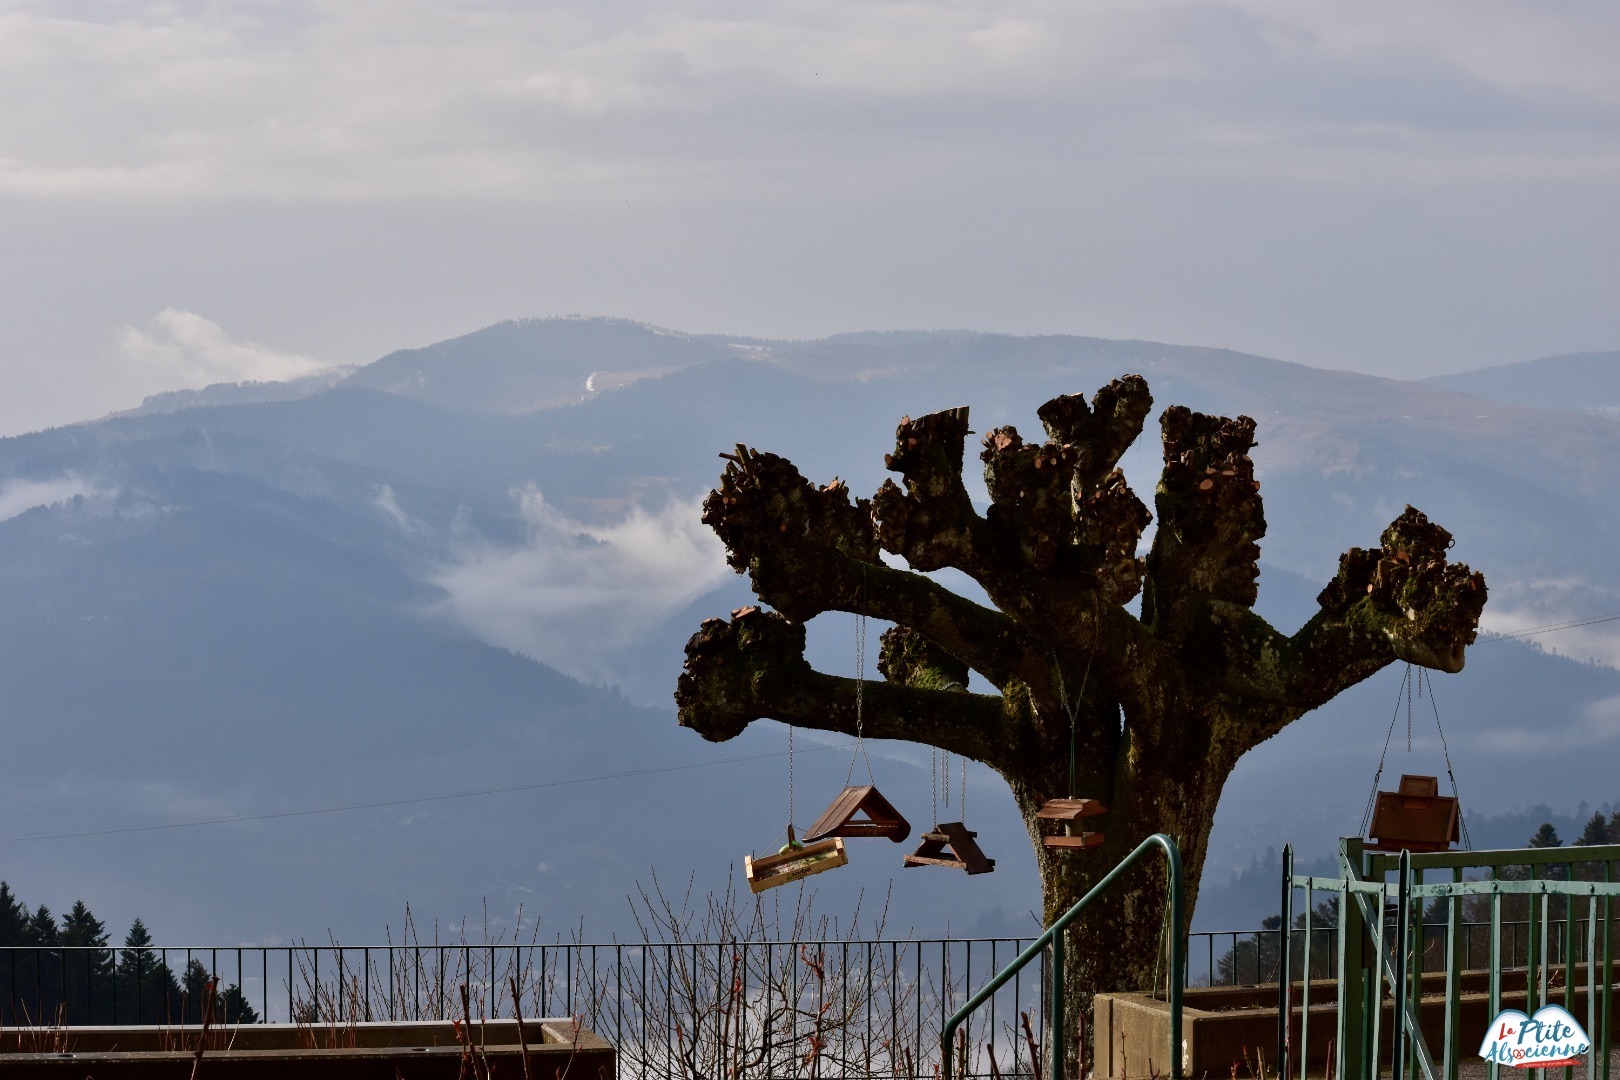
[674,377,1487,1080]
[1014,749,1226,1079]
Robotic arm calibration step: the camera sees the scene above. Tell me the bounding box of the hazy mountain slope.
[5,318,1620,945]
[342,317,737,412]
[1424,351,1620,414]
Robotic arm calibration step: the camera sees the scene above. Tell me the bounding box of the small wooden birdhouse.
[1036,798,1107,851]
[1367,774,1460,853]
[803,785,911,843]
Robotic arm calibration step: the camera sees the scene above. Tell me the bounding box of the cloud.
[117,309,331,387]
[0,2,1613,203]
[0,474,103,521]
[1479,582,1620,670]
[1476,691,1620,755]
[431,486,730,686]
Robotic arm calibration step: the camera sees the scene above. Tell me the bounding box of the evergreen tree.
[217,982,260,1025]
[60,900,115,1023]
[1529,822,1562,848]
[22,905,62,1024]
[0,882,27,945]
[171,959,258,1025]
[1574,812,1612,881]
[0,882,28,1024]
[27,904,59,945]
[117,917,181,1025]
[1575,813,1610,846]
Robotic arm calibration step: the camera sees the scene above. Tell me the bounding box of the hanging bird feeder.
[1367,774,1460,853]
[1037,797,1108,850]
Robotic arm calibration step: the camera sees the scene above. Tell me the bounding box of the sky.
[1,0,1616,436]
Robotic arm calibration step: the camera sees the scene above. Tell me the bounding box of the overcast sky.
[1,0,1615,435]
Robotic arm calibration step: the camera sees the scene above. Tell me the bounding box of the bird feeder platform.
[903,822,995,875]
[745,832,849,894]
[1037,798,1107,851]
[1367,774,1459,853]
[804,785,911,843]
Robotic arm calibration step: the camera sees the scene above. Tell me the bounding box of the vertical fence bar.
[1587,893,1599,1080]
[1279,846,1294,1080]
[1604,858,1614,1080]
[1565,875,1579,1080]
[1392,852,1410,1080]
[1489,890,1502,1080]
[1301,884,1314,1080]
[1049,926,1064,1080]
[1529,866,1543,1014]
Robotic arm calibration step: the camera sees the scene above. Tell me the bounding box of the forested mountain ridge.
[2,317,1617,943]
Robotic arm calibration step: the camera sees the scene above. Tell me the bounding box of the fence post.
[1392,850,1411,1080]
[1050,929,1064,1080]
[1338,837,1367,1080]
[1278,845,1294,1080]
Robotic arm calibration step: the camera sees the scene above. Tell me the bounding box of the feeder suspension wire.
[1422,667,1473,850]
[1359,664,1411,837]
[933,748,946,822]
[960,749,967,823]
[1359,664,1472,849]
[845,612,875,787]
[1057,591,1103,799]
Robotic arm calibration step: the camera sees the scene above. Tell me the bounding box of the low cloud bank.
[119,309,331,388]
[0,475,104,521]
[432,486,730,687]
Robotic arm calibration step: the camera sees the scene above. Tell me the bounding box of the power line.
[1476,612,1620,642]
[7,609,1617,847]
[0,745,836,846]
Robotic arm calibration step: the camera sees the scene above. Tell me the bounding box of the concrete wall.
[0,1018,615,1079]
[1097,963,1620,1080]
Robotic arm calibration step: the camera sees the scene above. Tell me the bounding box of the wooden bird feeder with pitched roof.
[803,785,911,844]
[1367,774,1459,853]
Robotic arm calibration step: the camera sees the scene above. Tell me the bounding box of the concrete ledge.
[1097,962,1620,1080]
[0,1018,615,1079]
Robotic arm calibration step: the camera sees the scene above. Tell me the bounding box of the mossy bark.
[675,376,1487,1078]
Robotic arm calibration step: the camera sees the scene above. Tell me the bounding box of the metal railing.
[2,936,1060,1078]
[1280,839,1620,1080]
[943,833,1185,1080]
[1190,917,1620,989]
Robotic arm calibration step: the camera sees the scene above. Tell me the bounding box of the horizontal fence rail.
[1189,917,1617,988]
[1278,840,1620,1080]
[2,938,1061,1079]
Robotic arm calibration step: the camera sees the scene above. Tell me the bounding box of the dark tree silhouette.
[675,377,1486,1067]
[117,917,182,1024]
[59,900,114,1024]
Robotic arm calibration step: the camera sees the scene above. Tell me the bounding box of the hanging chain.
[930,747,939,825]
[787,725,795,835]
[1406,667,1414,753]
[846,613,875,786]
[960,752,967,823]
[1360,664,1410,837]
[1057,592,1102,799]
[1423,668,1473,849]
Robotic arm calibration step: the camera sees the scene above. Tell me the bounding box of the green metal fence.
[1280,838,1620,1080]
[943,833,1185,1080]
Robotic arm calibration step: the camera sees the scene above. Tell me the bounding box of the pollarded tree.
[675,376,1485,1070]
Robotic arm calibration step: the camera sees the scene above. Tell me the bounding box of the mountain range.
[2,317,1617,946]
